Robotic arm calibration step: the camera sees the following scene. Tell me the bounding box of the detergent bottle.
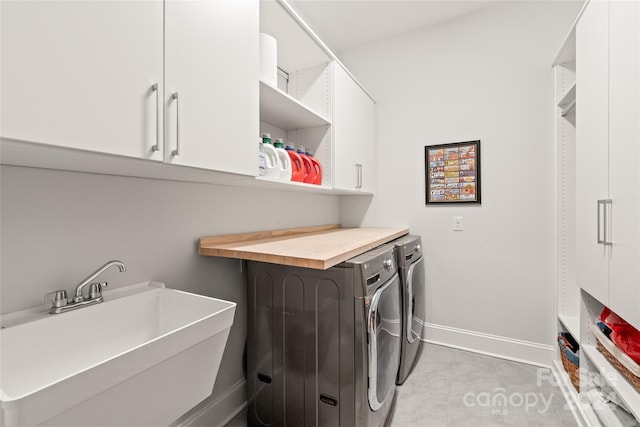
[286,144,305,182]
[306,150,323,185]
[261,133,280,178]
[258,137,266,176]
[298,146,316,184]
[274,138,292,181]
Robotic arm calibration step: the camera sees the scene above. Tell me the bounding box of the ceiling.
[287,0,502,52]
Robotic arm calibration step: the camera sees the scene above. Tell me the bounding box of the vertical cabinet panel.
[333,64,376,193]
[164,0,259,175]
[0,1,164,160]
[608,0,640,330]
[575,0,610,306]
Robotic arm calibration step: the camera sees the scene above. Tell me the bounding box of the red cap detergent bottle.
[298,146,316,184]
[286,144,305,182]
[306,150,322,185]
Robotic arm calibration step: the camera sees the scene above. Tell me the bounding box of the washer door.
[406,256,426,344]
[367,274,401,411]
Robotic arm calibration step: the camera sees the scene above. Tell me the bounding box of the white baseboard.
[422,322,555,367]
[174,379,247,427]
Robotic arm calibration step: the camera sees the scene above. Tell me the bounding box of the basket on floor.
[558,332,580,392]
[593,322,640,393]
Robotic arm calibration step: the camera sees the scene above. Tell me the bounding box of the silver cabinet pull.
[171,92,180,156]
[604,199,612,246]
[597,200,604,244]
[151,83,160,152]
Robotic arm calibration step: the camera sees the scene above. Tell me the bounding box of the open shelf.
[259,80,331,130]
[558,83,577,118]
[583,344,640,421]
[253,176,372,196]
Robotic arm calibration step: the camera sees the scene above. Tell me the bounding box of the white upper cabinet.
[164,0,258,175]
[1,0,259,177]
[332,64,376,193]
[1,0,164,160]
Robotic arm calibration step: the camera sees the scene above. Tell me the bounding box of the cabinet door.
[575,0,610,306]
[0,1,163,160]
[333,64,376,192]
[608,0,640,330]
[164,0,258,175]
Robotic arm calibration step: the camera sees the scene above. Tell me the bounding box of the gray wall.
[339,1,583,349]
[0,164,340,400]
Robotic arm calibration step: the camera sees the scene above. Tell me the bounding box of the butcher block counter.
[198,224,409,270]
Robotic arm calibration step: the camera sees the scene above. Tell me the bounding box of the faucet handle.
[45,290,68,308]
[89,282,107,300]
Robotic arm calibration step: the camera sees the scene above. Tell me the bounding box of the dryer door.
[406,256,426,344]
[367,274,401,411]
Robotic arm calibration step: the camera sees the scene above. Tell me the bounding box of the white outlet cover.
[453,216,463,231]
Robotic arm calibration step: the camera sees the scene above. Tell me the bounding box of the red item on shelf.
[286,146,305,182]
[298,150,316,184]
[309,155,322,185]
[600,307,640,364]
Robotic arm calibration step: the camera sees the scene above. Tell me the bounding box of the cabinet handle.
[597,200,604,244]
[603,199,612,246]
[151,83,160,152]
[171,92,180,156]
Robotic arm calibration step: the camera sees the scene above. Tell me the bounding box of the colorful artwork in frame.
[425,140,481,204]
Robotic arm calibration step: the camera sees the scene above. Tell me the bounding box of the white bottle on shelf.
[274,138,292,181]
[261,133,281,178]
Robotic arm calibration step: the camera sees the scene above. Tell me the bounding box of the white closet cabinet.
[164,0,258,175]
[0,1,164,161]
[575,0,609,308]
[332,64,376,193]
[576,0,640,330]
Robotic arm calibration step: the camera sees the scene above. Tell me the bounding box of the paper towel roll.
[260,33,278,87]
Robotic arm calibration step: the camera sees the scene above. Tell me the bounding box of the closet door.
[0,1,163,160]
[575,0,610,306]
[608,0,640,329]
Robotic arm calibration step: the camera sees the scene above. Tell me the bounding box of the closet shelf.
[558,83,577,117]
[582,344,640,421]
[259,80,331,130]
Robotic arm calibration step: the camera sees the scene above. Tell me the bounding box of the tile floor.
[224,343,578,427]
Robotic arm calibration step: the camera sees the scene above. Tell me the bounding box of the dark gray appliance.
[246,243,401,427]
[393,235,426,385]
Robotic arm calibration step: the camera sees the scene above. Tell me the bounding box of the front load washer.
[393,235,426,385]
[246,243,401,427]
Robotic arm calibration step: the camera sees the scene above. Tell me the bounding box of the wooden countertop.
[198,224,409,270]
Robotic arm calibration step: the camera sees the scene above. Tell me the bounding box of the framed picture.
[425,140,481,204]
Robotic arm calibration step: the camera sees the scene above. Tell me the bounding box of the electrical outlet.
[453,216,463,231]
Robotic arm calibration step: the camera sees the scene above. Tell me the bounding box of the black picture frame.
[425,140,481,204]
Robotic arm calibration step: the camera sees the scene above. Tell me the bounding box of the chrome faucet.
[45,260,127,314]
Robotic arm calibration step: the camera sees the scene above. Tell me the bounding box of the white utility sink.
[0,282,236,427]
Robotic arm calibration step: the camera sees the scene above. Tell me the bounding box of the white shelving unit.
[553,22,579,348]
[553,3,640,425]
[580,290,640,425]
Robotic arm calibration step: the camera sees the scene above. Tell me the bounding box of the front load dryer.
[393,235,426,385]
[246,243,401,426]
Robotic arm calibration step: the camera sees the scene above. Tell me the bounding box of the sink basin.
[0,282,236,427]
